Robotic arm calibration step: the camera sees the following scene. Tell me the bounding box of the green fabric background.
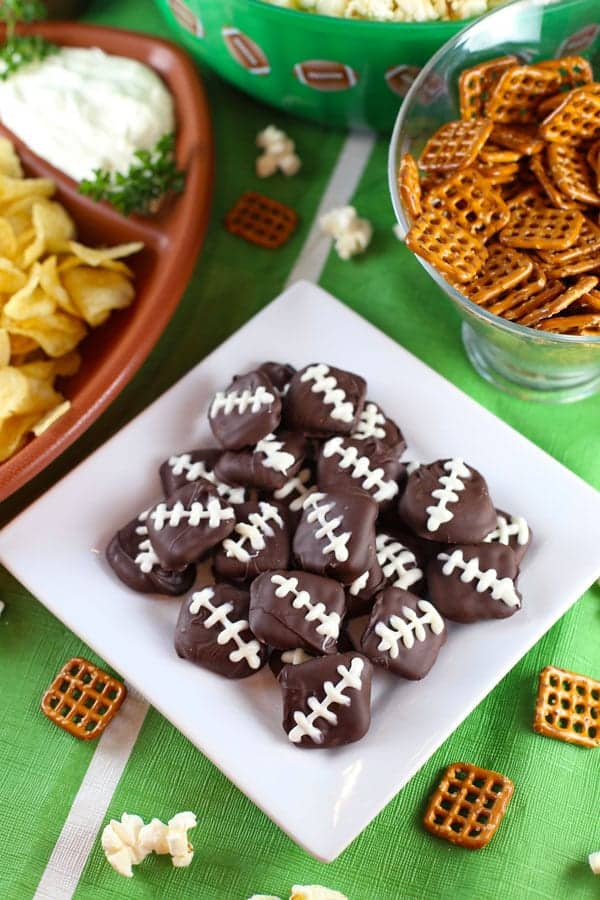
[0,1,599,898]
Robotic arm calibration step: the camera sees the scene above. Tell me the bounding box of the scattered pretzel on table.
[40,657,126,740]
[533,665,600,748]
[225,191,298,249]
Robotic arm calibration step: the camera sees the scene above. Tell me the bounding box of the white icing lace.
[376,533,423,590]
[288,657,364,744]
[168,454,245,504]
[352,402,386,441]
[438,549,521,608]
[300,364,355,423]
[302,492,351,562]
[322,437,398,503]
[426,458,471,532]
[134,509,160,573]
[222,502,283,563]
[375,600,444,656]
[271,574,341,640]
[349,569,370,597]
[274,468,317,512]
[254,433,296,474]
[189,587,262,669]
[484,513,529,547]
[210,385,274,418]
[150,498,234,531]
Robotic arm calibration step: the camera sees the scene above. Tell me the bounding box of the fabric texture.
[0,1,599,898]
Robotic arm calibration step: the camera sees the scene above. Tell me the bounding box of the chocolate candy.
[361,588,446,679]
[284,363,366,438]
[213,500,290,583]
[346,530,426,617]
[250,570,346,655]
[271,465,318,530]
[346,556,385,618]
[279,651,373,748]
[269,647,315,678]
[258,361,296,395]
[106,510,196,595]
[160,448,246,505]
[317,436,402,507]
[209,369,282,450]
[214,431,307,492]
[399,458,497,544]
[484,508,531,565]
[174,584,267,678]
[350,400,406,456]
[147,483,236,570]
[293,489,378,585]
[427,543,521,623]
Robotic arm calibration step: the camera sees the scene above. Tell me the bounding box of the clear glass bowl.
[388,0,600,403]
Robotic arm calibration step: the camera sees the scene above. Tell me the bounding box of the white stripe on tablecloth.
[33,690,149,900]
[33,128,376,899]
[285,130,377,287]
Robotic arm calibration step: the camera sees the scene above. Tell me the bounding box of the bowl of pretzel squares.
[390,0,600,402]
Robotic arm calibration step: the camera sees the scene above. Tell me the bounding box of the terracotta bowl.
[0,23,214,502]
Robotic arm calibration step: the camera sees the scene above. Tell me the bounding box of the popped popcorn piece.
[167,811,197,867]
[589,851,600,874]
[138,817,170,855]
[291,887,348,900]
[320,206,372,260]
[256,125,301,178]
[247,895,282,899]
[101,813,148,878]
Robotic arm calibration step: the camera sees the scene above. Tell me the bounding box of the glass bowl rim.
[387,0,600,346]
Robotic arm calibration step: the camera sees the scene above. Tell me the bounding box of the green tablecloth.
[1,1,599,898]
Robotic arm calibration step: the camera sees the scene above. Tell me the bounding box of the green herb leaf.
[79,133,186,217]
[0,33,57,78]
[0,0,47,23]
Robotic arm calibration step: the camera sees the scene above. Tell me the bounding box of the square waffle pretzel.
[491,124,544,156]
[529,154,584,210]
[41,657,127,740]
[538,217,600,265]
[533,665,600,747]
[405,208,487,283]
[515,275,597,326]
[418,119,493,173]
[463,243,532,305]
[540,88,600,143]
[225,191,298,249]
[537,56,593,90]
[537,312,600,333]
[498,204,584,250]
[547,144,600,206]
[484,65,562,124]
[398,153,422,220]
[459,56,518,120]
[425,167,510,242]
[423,763,514,849]
[487,261,547,315]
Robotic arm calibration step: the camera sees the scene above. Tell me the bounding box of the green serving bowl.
[154,0,484,131]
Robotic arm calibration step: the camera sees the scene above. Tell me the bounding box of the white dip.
[0,46,175,182]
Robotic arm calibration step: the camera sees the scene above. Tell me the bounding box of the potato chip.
[62,267,135,327]
[61,240,144,267]
[32,400,71,437]
[0,138,23,179]
[2,310,87,358]
[0,218,18,259]
[0,327,9,366]
[21,200,76,269]
[39,256,79,316]
[7,333,38,356]
[17,350,81,381]
[0,174,55,205]
[0,258,27,294]
[0,366,62,418]
[0,412,40,462]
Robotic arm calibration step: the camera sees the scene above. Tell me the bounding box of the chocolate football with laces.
[147,483,236,570]
[257,361,296,395]
[159,448,246,505]
[284,363,366,438]
[293,489,378,585]
[106,509,196,595]
[249,570,346,655]
[174,584,268,678]
[271,465,319,529]
[209,369,282,450]
[350,401,406,456]
[427,543,521,623]
[361,588,446,680]
[347,531,426,617]
[317,436,402,507]
[279,652,373,749]
[399,458,497,544]
[484,508,531,565]
[213,500,291,583]
[214,431,308,493]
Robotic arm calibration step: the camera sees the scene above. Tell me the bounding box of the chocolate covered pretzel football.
[427,543,521,622]
[213,500,290,583]
[209,369,282,450]
[214,431,307,492]
[350,400,406,455]
[317,436,402,507]
[279,652,373,748]
[106,510,196,596]
[250,570,346,655]
[174,584,267,678]
[284,363,366,437]
[399,458,497,544]
[147,482,236,570]
[159,448,246,505]
[361,588,446,680]
[293,489,378,585]
[484,508,531,565]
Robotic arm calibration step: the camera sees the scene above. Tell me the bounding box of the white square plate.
[2,281,599,862]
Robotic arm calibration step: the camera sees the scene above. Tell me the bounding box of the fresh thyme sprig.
[0,0,57,79]
[79,133,186,217]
